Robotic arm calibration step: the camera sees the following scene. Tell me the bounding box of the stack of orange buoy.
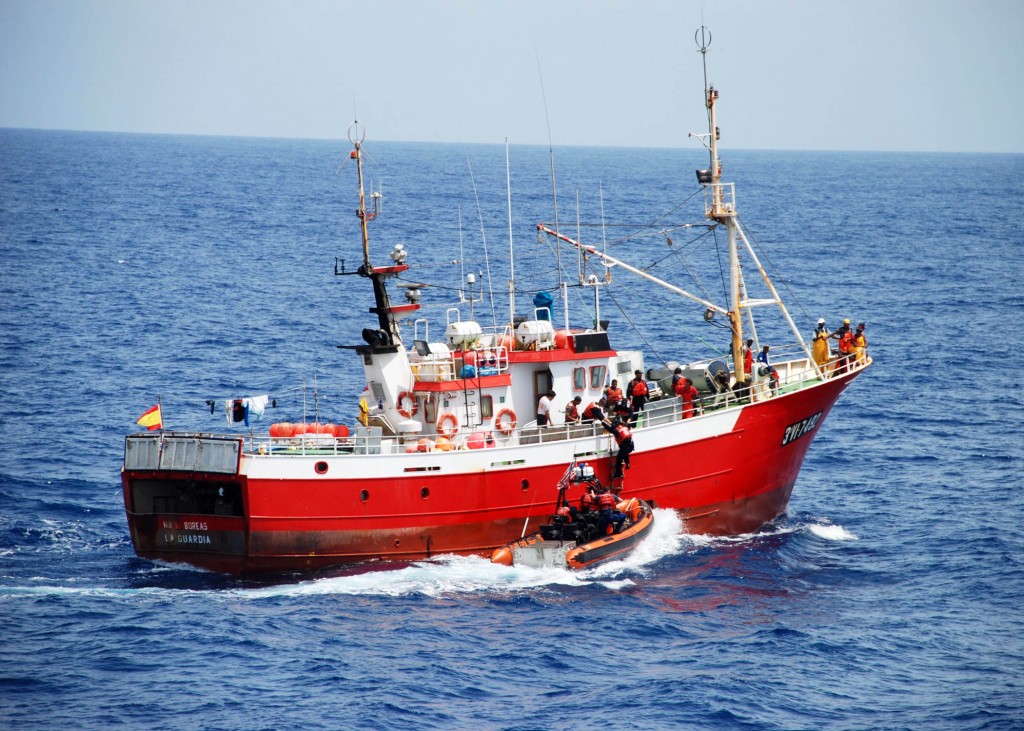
[269,423,350,438]
[269,422,293,438]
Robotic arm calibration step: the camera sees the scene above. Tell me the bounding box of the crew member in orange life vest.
[604,379,624,411]
[564,396,582,424]
[567,485,598,525]
[626,370,648,423]
[596,485,626,535]
[831,319,853,374]
[603,416,635,479]
[581,399,605,423]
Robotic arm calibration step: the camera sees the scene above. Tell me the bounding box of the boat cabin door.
[533,369,554,408]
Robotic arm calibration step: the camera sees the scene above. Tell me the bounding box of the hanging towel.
[242,395,269,425]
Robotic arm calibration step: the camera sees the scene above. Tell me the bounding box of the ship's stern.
[122,433,249,572]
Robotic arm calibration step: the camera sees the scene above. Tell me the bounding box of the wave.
[807,522,859,541]
[0,509,862,600]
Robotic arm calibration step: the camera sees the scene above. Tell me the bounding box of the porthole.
[521,479,529,491]
[360,489,369,502]
[394,539,401,547]
[421,487,430,499]
[314,461,329,475]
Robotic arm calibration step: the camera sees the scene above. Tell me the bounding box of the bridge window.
[590,365,608,389]
[480,395,494,418]
[573,367,586,392]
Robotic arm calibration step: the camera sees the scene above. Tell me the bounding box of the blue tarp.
[533,291,554,321]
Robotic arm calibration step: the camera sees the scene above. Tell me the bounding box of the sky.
[1,0,1022,153]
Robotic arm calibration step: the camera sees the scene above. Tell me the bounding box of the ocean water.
[1,128,1022,730]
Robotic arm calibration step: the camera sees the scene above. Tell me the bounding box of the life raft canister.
[396,390,418,418]
[495,408,517,435]
[437,412,459,438]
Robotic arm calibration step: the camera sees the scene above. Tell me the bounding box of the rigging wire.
[598,283,667,367]
[465,155,499,328]
[736,215,814,325]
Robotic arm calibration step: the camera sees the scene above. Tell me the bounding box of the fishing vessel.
[121,30,870,574]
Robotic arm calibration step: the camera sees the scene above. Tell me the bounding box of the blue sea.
[1,127,1022,730]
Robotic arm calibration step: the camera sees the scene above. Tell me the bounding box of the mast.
[506,139,516,327]
[348,121,417,347]
[537,30,820,380]
[693,27,744,380]
[352,122,373,270]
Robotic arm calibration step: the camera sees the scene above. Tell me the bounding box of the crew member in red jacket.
[674,376,700,419]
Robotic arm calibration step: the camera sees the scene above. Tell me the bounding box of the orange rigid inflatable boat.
[491,464,654,570]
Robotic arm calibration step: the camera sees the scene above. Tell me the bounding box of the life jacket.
[583,403,603,420]
[613,423,632,444]
[606,387,623,402]
[631,379,648,397]
[597,492,618,510]
[839,331,854,354]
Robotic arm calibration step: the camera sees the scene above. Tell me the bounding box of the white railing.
[133,349,867,461]
[704,182,736,217]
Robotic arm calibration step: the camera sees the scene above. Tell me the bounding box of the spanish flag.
[136,404,163,431]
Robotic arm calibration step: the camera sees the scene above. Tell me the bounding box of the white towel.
[243,395,269,422]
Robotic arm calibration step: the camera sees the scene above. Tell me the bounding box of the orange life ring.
[437,412,459,438]
[494,408,517,435]
[396,391,418,418]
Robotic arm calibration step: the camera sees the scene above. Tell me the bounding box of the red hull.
[122,369,859,574]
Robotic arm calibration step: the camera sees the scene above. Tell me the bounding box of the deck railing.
[127,350,868,462]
